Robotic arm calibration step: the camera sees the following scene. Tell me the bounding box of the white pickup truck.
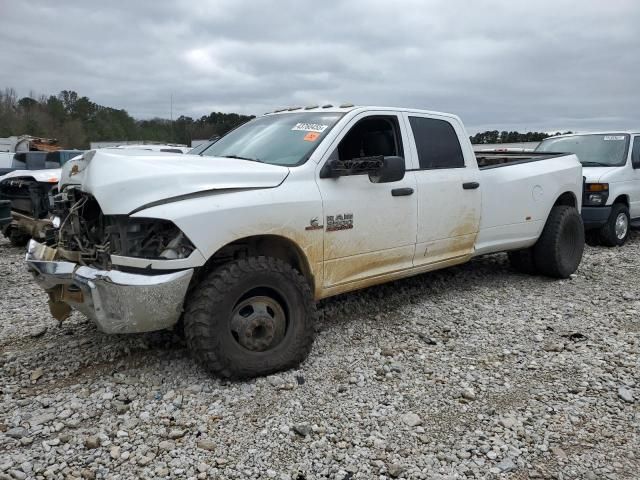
[536,132,640,246]
[26,106,585,378]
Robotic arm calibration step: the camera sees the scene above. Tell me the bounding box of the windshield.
[536,134,630,167]
[201,112,344,165]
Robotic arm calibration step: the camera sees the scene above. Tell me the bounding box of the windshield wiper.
[581,161,611,167]
[220,154,263,163]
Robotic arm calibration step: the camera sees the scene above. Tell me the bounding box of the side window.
[408,116,465,169]
[336,116,403,161]
[633,137,640,167]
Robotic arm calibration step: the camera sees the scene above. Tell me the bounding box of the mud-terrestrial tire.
[183,257,316,379]
[533,205,585,278]
[507,248,537,275]
[598,203,630,247]
[8,228,29,247]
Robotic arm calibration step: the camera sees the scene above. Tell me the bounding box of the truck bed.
[475,152,567,170]
[473,152,582,256]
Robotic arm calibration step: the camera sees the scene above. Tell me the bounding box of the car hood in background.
[0,168,61,184]
[582,166,624,184]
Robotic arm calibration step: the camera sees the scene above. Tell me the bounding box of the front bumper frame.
[26,240,194,334]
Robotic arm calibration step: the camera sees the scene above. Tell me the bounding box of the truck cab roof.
[264,105,462,121]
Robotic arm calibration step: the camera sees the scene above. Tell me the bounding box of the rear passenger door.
[403,113,481,266]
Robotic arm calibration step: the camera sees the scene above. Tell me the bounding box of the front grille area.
[51,188,195,268]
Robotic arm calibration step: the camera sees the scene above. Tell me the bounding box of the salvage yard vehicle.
[26,106,585,378]
[537,132,640,246]
[0,151,83,246]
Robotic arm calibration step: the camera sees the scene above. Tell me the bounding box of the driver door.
[315,112,418,290]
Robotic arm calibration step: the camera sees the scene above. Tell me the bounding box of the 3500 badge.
[326,213,353,231]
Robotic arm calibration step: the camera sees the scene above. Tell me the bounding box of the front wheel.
[533,205,585,278]
[599,203,630,247]
[183,257,316,379]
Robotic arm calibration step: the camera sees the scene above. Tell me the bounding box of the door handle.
[391,187,414,197]
[462,182,480,190]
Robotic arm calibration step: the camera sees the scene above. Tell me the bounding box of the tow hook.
[46,284,83,321]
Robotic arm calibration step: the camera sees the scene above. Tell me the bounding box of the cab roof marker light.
[304,105,319,110]
[322,104,333,108]
[339,103,354,108]
[287,106,302,111]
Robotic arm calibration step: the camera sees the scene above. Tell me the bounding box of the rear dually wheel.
[533,205,585,278]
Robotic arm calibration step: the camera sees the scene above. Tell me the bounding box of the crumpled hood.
[582,166,621,183]
[60,150,290,215]
[0,168,61,184]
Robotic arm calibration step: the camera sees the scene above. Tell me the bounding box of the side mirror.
[369,156,405,183]
[320,155,406,183]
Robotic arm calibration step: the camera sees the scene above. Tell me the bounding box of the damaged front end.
[27,241,193,333]
[26,187,197,333]
[50,188,196,267]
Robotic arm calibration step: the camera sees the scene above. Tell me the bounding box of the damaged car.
[26,106,585,379]
[0,150,83,246]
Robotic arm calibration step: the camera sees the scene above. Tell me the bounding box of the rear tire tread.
[533,205,585,278]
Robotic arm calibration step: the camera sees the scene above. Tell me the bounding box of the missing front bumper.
[25,240,194,334]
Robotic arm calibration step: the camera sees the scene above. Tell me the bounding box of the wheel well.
[613,194,629,207]
[554,191,577,208]
[204,235,314,289]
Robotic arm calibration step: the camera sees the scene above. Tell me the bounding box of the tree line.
[0,88,254,149]
[0,88,575,149]
[470,130,573,144]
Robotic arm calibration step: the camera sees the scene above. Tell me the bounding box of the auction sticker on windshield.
[292,123,328,133]
[303,132,321,142]
[604,136,625,141]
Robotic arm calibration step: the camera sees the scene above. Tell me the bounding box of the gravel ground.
[0,234,638,480]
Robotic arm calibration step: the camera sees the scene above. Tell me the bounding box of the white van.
[537,132,640,246]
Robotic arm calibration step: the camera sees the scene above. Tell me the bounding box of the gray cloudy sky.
[1,0,639,133]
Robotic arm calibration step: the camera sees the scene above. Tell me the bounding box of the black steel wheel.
[184,257,316,379]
